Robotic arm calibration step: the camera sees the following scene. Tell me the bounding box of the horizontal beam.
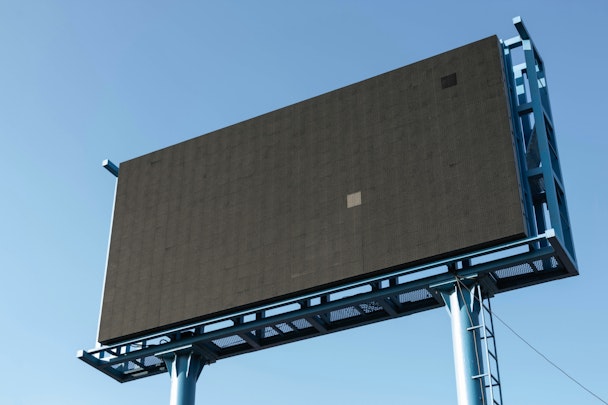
[102,159,119,177]
[79,231,577,382]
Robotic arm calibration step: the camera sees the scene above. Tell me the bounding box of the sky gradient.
[1,2,607,404]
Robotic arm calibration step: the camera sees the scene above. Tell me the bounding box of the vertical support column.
[157,347,206,405]
[441,282,485,405]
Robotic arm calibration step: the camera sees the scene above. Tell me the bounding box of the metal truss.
[502,17,576,264]
[78,229,576,383]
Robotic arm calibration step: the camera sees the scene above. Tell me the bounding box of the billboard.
[98,35,527,344]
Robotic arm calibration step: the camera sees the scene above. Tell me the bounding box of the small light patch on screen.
[347,191,362,208]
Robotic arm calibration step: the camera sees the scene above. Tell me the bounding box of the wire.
[455,278,608,405]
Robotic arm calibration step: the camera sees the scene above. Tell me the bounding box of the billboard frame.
[79,17,577,404]
[78,230,575,383]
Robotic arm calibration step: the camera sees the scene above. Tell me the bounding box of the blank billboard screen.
[98,36,527,344]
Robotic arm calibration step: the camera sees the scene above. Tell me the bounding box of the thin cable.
[455,278,608,405]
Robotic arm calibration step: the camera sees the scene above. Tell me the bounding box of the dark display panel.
[98,36,526,344]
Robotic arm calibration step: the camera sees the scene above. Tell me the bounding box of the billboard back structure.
[81,21,578,402]
[98,35,531,344]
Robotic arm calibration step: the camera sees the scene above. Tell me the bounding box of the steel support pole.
[442,283,485,405]
[159,348,206,405]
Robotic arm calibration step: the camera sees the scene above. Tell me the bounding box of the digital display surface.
[98,36,527,344]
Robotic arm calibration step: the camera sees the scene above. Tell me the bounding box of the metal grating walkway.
[78,230,576,383]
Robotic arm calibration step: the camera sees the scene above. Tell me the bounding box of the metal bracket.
[102,159,119,177]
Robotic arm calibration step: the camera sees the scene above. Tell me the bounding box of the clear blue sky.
[1,1,607,404]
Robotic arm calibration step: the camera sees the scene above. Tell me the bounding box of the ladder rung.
[480,296,502,404]
[486,379,500,387]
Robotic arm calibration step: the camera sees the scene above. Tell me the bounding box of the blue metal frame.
[78,230,575,383]
[502,17,576,264]
[79,18,578,405]
[102,159,119,177]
